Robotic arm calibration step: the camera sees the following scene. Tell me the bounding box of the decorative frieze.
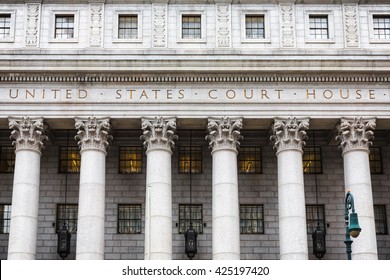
[9,117,48,153]
[141,117,178,152]
[152,4,167,48]
[271,117,309,154]
[279,3,296,48]
[206,117,243,153]
[89,3,104,47]
[216,4,231,48]
[75,117,112,153]
[343,4,359,48]
[25,3,41,47]
[336,117,376,155]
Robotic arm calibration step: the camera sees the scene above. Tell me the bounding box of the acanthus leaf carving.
[206,117,243,153]
[343,4,359,48]
[153,4,167,48]
[141,117,178,152]
[89,3,104,47]
[280,4,296,48]
[25,3,41,46]
[216,4,231,48]
[75,117,112,153]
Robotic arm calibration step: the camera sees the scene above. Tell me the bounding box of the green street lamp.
[344,191,362,260]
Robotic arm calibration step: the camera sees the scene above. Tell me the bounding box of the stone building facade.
[0,0,389,260]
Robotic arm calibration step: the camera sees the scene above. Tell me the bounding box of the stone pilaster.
[141,117,177,260]
[343,4,360,48]
[75,117,111,260]
[279,3,296,48]
[206,117,242,259]
[25,3,41,47]
[7,117,47,260]
[216,4,231,48]
[336,117,378,260]
[152,4,168,48]
[89,3,104,47]
[271,117,309,260]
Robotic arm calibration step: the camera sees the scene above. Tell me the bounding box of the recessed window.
[374,205,388,235]
[182,15,201,39]
[56,204,78,233]
[59,146,80,173]
[240,205,264,234]
[119,146,142,174]
[238,147,262,174]
[245,15,264,39]
[0,204,11,234]
[55,15,75,39]
[303,146,322,174]
[0,146,15,173]
[0,14,11,39]
[373,15,390,40]
[118,15,138,39]
[178,146,202,174]
[369,146,383,174]
[179,204,203,234]
[118,204,142,234]
[309,15,329,39]
[306,205,325,234]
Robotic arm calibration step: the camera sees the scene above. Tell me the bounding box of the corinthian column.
[7,117,48,260]
[336,117,378,260]
[271,117,309,260]
[75,117,112,260]
[141,117,177,260]
[206,117,243,260]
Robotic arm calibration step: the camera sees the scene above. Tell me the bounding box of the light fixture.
[344,190,361,260]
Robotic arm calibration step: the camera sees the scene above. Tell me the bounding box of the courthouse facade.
[0,0,389,260]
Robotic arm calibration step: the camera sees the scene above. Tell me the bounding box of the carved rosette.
[152,4,167,48]
[336,117,376,155]
[9,117,48,154]
[279,4,296,48]
[216,4,231,48]
[206,117,243,154]
[343,4,359,48]
[75,117,112,153]
[25,3,41,46]
[89,3,104,47]
[271,117,309,154]
[141,117,178,153]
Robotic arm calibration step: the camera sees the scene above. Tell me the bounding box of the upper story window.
[0,146,15,173]
[240,204,264,234]
[303,146,322,174]
[306,205,326,234]
[305,11,334,44]
[118,15,138,39]
[0,204,11,234]
[55,15,75,39]
[373,15,390,40]
[0,14,11,39]
[369,146,382,174]
[118,204,142,234]
[238,147,262,174]
[245,15,265,39]
[182,15,201,39]
[309,15,329,39]
[178,204,203,234]
[59,146,80,174]
[374,205,388,235]
[178,146,202,174]
[56,204,78,233]
[119,146,142,174]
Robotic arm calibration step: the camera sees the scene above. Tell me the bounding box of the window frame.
[240,204,265,234]
[369,12,390,43]
[0,11,15,43]
[305,11,335,44]
[240,10,271,44]
[0,146,15,173]
[178,146,202,174]
[374,205,388,235]
[56,204,78,233]
[238,146,262,174]
[0,204,11,234]
[49,10,79,43]
[178,204,203,234]
[117,204,142,234]
[177,11,206,43]
[306,204,326,234]
[303,146,322,174]
[118,146,143,174]
[59,146,81,174]
[369,146,383,174]
[113,10,142,43]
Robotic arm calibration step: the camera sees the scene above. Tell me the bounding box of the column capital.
[336,117,376,155]
[271,117,309,154]
[75,117,112,153]
[9,116,48,154]
[141,117,178,153]
[206,117,243,154]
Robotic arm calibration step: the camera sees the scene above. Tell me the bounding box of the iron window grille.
[178,146,202,174]
[240,205,264,234]
[0,14,11,38]
[0,146,15,173]
[117,204,142,234]
[119,146,143,174]
[182,15,201,39]
[306,205,326,234]
[369,146,383,174]
[309,15,329,39]
[303,146,322,174]
[55,15,75,39]
[245,15,265,39]
[59,146,80,174]
[179,204,203,234]
[118,15,138,39]
[374,205,388,235]
[0,204,11,234]
[56,204,78,233]
[373,15,390,39]
[238,146,262,174]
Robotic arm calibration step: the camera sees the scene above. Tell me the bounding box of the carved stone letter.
[206,117,243,153]
[75,117,112,153]
[141,117,178,152]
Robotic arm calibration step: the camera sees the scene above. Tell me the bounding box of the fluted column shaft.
[337,117,378,260]
[271,117,309,260]
[141,117,177,260]
[75,117,112,260]
[7,117,47,260]
[206,117,242,260]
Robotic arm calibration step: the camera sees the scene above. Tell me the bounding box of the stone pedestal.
[7,117,47,260]
[206,117,242,260]
[271,117,309,260]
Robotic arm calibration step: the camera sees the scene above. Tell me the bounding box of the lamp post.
[344,191,362,260]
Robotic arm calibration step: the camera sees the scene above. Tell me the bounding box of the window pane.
[238,147,262,174]
[119,147,143,174]
[374,205,388,235]
[240,205,264,234]
[182,15,201,39]
[369,147,383,174]
[0,14,11,38]
[0,205,11,233]
[303,146,322,174]
[246,15,265,39]
[118,204,142,234]
[373,15,390,39]
[179,146,202,174]
[118,15,138,39]
[59,147,80,173]
[309,15,329,39]
[0,146,15,173]
[56,204,78,233]
[306,205,326,234]
[179,205,203,233]
[55,15,75,39]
